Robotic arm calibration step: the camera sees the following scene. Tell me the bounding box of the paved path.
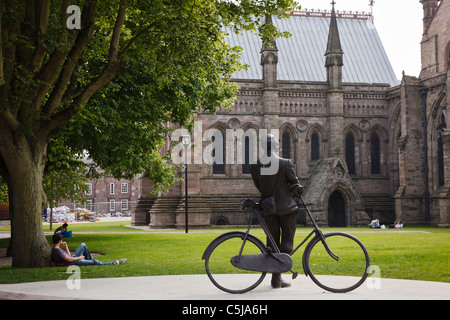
[0,274,449,300]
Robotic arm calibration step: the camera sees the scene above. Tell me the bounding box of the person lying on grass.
[52,233,127,266]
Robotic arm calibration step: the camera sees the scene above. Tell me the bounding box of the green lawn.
[0,222,449,284]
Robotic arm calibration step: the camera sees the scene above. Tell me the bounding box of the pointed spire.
[262,15,278,51]
[325,1,343,90]
[261,14,278,88]
[326,1,343,55]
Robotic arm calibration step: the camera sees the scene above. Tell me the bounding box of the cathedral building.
[134,0,449,228]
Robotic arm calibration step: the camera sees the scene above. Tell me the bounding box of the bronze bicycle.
[203,197,370,294]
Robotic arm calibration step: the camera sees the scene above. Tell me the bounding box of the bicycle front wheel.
[203,232,267,294]
[303,232,370,293]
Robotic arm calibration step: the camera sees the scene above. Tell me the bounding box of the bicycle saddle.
[239,199,258,210]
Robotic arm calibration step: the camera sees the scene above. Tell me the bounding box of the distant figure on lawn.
[370,219,385,229]
[54,223,68,234]
[54,223,72,237]
[51,233,127,266]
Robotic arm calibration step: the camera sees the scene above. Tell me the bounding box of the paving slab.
[0,274,448,300]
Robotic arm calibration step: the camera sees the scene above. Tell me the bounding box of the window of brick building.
[85,183,92,195]
[121,199,128,211]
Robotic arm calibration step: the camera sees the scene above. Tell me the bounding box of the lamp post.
[181,135,191,233]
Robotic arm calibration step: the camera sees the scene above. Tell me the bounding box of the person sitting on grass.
[370,219,385,229]
[52,233,127,266]
[54,223,68,235]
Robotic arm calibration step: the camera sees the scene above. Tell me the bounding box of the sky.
[296,0,424,80]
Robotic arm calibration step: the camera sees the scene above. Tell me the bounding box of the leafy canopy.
[1,0,298,192]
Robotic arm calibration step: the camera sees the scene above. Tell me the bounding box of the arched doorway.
[213,216,229,226]
[328,191,346,227]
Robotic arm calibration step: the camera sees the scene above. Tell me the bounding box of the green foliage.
[43,139,89,207]
[0,176,8,205]
[53,0,299,190]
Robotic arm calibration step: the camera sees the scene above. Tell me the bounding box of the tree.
[0,0,298,267]
[43,139,89,230]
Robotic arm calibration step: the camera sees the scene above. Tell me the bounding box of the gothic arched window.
[371,132,381,174]
[282,131,291,160]
[212,131,225,174]
[241,129,257,174]
[311,131,320,161]
[438,111,446,187]
[438,135,445,187]
[242,135,251,174]
[345,132,356,174]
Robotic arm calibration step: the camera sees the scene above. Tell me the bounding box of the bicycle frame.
[292,197,339,262]
[236,196,339,270]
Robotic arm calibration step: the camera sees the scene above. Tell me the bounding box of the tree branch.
[14,0,54,124]
[42,1,97,117]
[34,0,50,35]
[60,0,72,27]
[74,0,128,107]
[37,0,75,84]
[40,0,127,138]
[1,0,19,92]
[75,62,122,108]
[0,109,22,132]
[118,23,155,60]
[109,0,127,63]
[30,0,51,72]
[30,1,78,109]
[30,50,71,110]
[41,105,78,139]
[17,0,37,69]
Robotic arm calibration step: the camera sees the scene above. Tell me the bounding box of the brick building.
[57,174,143,218]
[135,1,449,228]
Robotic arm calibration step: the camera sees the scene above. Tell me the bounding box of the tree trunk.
[6,181,13,257]
[50,206,53,231]
[3,139,51,268]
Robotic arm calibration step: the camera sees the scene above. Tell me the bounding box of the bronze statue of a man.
[250,134,303,288]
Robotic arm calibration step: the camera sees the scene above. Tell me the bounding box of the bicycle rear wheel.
[203,232,267,294]
[303,232,370,293]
